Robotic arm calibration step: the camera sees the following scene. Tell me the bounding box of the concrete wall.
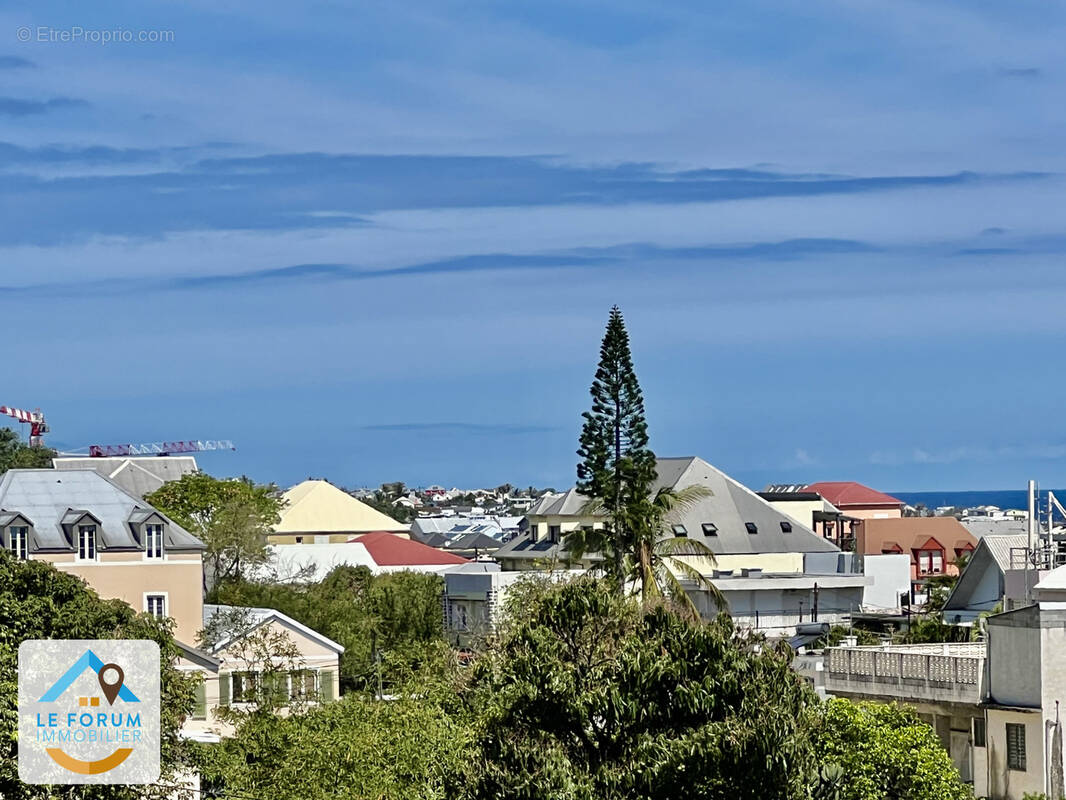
[714,552,804,574]
[988,623,1042,708]
[860,554,911,611]
[985,709,1045,800]
[694,584,864,635]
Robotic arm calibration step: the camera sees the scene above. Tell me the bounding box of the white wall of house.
[860,554,911,612]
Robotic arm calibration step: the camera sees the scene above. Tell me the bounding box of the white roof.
[255,542,459,580]
[203,603,345,654]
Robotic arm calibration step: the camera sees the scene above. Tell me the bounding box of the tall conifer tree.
[576,306,658,588]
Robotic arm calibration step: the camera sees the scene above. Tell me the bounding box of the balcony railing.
[825,643,986,705]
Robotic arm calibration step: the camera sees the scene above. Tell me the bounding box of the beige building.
[269,479,408,544]
[0,468,205,644]
[180,604,344,742]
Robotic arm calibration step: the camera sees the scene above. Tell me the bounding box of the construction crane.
[88,440,236,458]
[0,405,48,447]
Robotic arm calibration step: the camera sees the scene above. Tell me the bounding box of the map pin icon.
[98,663,124,705]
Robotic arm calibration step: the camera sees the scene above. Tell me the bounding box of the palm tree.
[568,485,727,619]
[630,485,727,619]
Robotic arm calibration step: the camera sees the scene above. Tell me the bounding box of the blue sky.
[3,0,1066,492]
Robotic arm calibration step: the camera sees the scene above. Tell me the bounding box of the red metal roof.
[349,531,468,567]
[803,481,904,508]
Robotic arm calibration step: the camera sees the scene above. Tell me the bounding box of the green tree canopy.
[0,552,197,800]
[209,566,444,692]
[465,576,818,800]
[0,427,56,474]
[812,699,972,800]
[575,306,658,589]
[145,472,282,586]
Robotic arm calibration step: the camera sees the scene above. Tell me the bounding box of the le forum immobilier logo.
[19,640,160,784]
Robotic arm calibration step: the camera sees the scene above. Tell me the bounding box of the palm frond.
[661,563,703,621]
[651,484,713,516]
[662,554,728,612]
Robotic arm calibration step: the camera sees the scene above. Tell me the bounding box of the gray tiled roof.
[53,456,198,499]
[498,456,838,561]
[0,468,204,554]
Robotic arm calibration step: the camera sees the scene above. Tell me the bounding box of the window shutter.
[218,673,231,706]
[320,669,334,702]
[193,682,207,720]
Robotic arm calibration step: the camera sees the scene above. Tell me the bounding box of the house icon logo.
[18,640,161,785]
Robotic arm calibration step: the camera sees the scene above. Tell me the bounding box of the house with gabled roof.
[495,457,872,634]
[0,468,205,643]
[942,534,1030,624]
[269,479,408,544]
[858,516,976,604]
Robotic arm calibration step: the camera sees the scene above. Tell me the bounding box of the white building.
[825,563,1066,799]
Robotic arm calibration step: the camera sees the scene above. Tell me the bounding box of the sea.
[892,489,1066,511]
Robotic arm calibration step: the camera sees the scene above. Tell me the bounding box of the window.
[78,525,97,560]
[8,526,28,560]
[548,525,561,544]
[528,524,539,540]
[973,717,986,748]
[780,521,792,533]
[917,550,944,575]
[672,524,688,537]
[144,523,164,559]
[745,522,758,534]
[289,669,318,700]
[146,594,166,619]
[231,671,259,703]
[1006,723,1026,770]
[701,522,718,536]
[295,536,304,544]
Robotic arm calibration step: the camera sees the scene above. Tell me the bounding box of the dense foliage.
[188,576,972,800]
[812,699,972,800]
[465,576,818,800]
[199,679,472,800]
[145,472,282,586]
[0,428,56,474]
[0,552,197,800]
[209,565,445,692]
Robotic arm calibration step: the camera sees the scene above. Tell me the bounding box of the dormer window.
[548,525,561,544]
[78,525,97,560]
[145,523,164,559]
[8,526,28,560]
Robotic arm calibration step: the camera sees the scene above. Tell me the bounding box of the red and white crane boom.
[0,405,49,447]
[88,440,236,457]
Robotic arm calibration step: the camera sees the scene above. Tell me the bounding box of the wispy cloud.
[0,149,1046,244]
[0,56,35,70]
[0,97,89,117]
[0,237,879,298]
[870,442,1066,466]
[361,422,557,435]
[999,67,1042,79]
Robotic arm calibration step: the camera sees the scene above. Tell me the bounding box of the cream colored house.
[0,468,205,644]
[270,479,408,544]
[180,604,344,741]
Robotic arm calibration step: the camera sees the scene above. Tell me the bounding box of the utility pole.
[1027,479,1037,605]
